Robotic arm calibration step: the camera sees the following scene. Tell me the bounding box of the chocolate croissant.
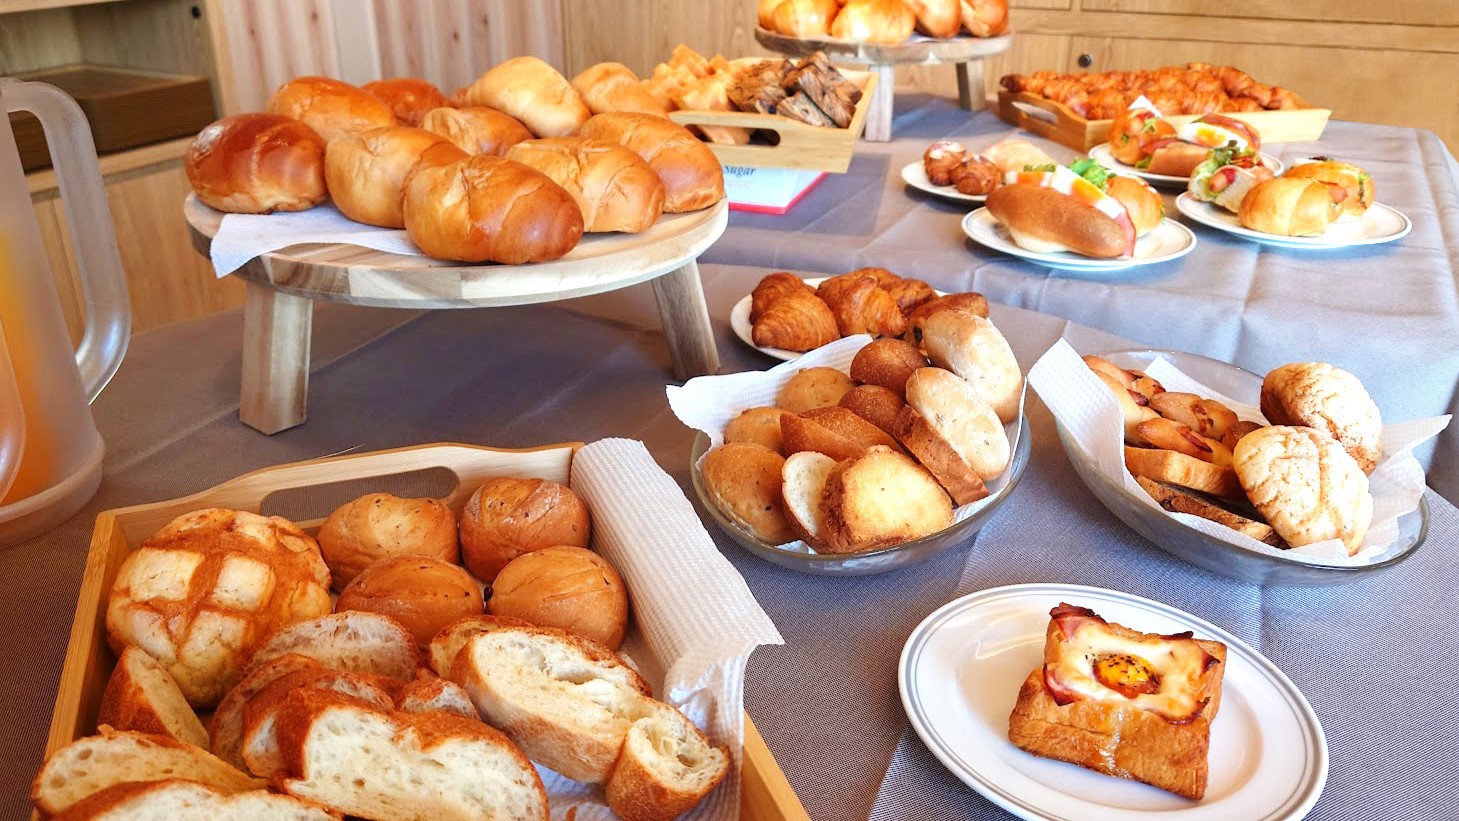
[751,272,814,324]
[751,290,840,352]
[827,277,907,338]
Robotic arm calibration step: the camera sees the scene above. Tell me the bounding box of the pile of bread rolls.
[704,281,1023,553]
[760,0,1009,44]
[184,57,726,264]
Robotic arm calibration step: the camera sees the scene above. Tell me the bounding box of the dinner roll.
[185,113,327,214]
[336,556,484,646]
[265,76,396,143]
[772,0,839,36]
[577,113,725,213]
[362,77,449,126]
[831,0,916,43]
[776,366,856,413]
[488,546,629,649]
[505,137,666,233]
[570,62,669,117]
[700,443,795,544]
[316,493,458,591]
[419,106,533,157]
[459,477,591,581]
[324,126,452,228]
[460,56,591,137]
[402,154,585,264]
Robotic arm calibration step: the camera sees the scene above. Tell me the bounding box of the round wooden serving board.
[754,27,1012,65]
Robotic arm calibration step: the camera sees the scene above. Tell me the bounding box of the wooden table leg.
[864,63,895,142]
[956,61,985,111]
[652,260,719,381]
[240,282,313,434]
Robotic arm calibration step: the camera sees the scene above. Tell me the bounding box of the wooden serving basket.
[997,90,1333,152]
[41,442,808,821]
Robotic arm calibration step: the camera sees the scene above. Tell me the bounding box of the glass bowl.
[689,427,1031,576]
[1055,348,1427,586]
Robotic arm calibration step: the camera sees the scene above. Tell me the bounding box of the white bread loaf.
[241,667,398,778]
[97,646,208,748]
[605,701,730,821]
[243,612,419,682]
[49,780,337,821]
[211,653,324,769]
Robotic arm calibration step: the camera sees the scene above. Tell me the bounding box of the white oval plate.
[899,583,1328,821]
[1088,143,1284,188]
[963,208,1196,271]
[901,161,989,204]
[1174,192,1412,249]
[731,275,947,361]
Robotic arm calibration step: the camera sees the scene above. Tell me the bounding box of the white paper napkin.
[550,438,782,821]
[1028,338,1450,565]
[209,206,424,277]
[666,335,1027,554]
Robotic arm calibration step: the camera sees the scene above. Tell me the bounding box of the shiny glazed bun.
[505,137,666,233]
[831,0,916,44]
[772,0,839,36]
[1283,160,1373,218]
[459,56,591,137]
[1238,177,1338,237]
[185,113,328,214]
[419,106,533,157]
[265,76,396,143]
[487,545,628,649]
[458,476,592,581]
[960,0,1009,37]
[985,183,1134,258]
[362,77,451,126]
[577,112,724,213]
[402,154,585,264]
[324,126,452,228]
[316,492,459,590]
[335,555,484,646]
[905,0,962,38]
[1106,175,1164,236]
[570,62,669,118]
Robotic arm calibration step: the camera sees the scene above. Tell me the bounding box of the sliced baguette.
[802,406,901,451]
[241,668,398,778]
[605,701,730,821]
[244,612,419,682]
[428,614,534,679]
[1135,476,1286,547]
[32,727,264,816]
[1124,446,1244,499]
[893,405,989,505]
[276,690,548,821]
[97,646,208,748]
[904,367,1010,481]
[397,669,478,718]
[822,446,954,553]
[50,780,338,821]
[211,653,325,769]
[779,413,868,461]
[780,451,836,547]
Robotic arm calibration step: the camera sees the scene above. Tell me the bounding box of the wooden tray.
[41,441,809,821]
[669,70,876,173]
[12,64,215,172]
[998,90,1332,152]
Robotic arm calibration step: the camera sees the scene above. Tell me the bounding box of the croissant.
[827,277,907,338]
[751,290,840,352]
[751,272,814,324]
[816,271,875,307]
[882,277,937,314]
[847,266,901,287]
[923,140,968,186]
[950,156,1000,196]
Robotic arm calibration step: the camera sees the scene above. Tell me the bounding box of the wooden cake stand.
[755,28,1013,142]
[185,196,728,435]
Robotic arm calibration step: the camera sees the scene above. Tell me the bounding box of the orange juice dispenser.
[0,79,130,545]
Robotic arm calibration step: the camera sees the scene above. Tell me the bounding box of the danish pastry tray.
[41,442,808,821]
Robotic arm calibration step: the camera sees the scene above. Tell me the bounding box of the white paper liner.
[666,335,1027,554]
[539,438,783,821]
[1029,338,1451,566]
[209,206,422,277]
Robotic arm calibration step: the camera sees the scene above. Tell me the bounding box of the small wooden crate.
[41,442,807,821]
[669,69,876,173]
[997,90,1332,153]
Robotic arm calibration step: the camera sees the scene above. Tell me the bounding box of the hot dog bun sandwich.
[1187,146,1277,213]
[1105,175,1163,236]
[1238,177,1339,237]
[1143,114,1261,177]
[1283,158,1373,219]
[1107,97,1175,166]
[985,159,1138,258]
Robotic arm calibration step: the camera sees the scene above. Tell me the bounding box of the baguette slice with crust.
[211,653,324,769]
[244,612,419,682]
[98,646,208,748]
[822,446,954,553]
[781,451,837,547]
[33,727,264,816]
[397,669,478,718]
[428,614,535,678]
[50,780,338,821]
[904,367,1011,481]
[1124,446,1244,499]
[241,668,398,778]
[606,701,730,821]
[893,406,989,505]
[779,412,869,461]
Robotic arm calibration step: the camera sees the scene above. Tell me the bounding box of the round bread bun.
[487,546,629,649]
[505,137,666,233]
[907,0,962,38]
[577,113,725,213]
[1238,177,1337,237]
[185,113,327,214]
[1260,362,1382,474]
[850,338,928,398]
[758,0,785,29]
[985,184,1134,258]
[1234,425,1373,554]
[316,493,458,591]
[419,106,533,157]
[725,406,794,453]
[335,555,484,646]
[570,63,669,118]
[324,126,452,228]
[362,78,450,127]
[459,56,591,138]
[838,384,907,435]
[265,76,396,143]
[962,0,1009,37]
[402,154,585,264]
[776,366,856,413]
[459,477,591,582]
[772,0,839,36]
[831,0,916,43]
[700,443,794,544]
[1106,175,1164,236]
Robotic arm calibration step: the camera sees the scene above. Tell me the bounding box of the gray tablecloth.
[704,96,1459,502]
[3,262,1457,821]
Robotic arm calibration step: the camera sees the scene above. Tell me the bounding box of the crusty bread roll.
[725,406,794,453]
[700,443,795,544]
[838,384,906,435]
[458,477,592,582]
[402,154,585,264]
[850,338,928,397]
[43,778,335,821]
[578,112,725,213]
[336,555,485,646]
[571,63,669,117]
[1260,362,1382,473]
[1233,425,1373,554]
[1238,177,1336,237]
[419,106,533,156]
[505,137,666,233]
[362,77,450,127]
[831,0,916,44]
[317,493,458,591]
[985,183,1134,259]
[460,56,591,137]
[324,126,451,228]
[488,546,629,650]
[960,0,1009,37]
[772,0,839,36]
[776,366,856,413]
[185,114,327,214]
[905,0,962,38]
[265,76,396,143]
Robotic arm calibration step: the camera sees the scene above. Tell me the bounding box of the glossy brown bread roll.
[831,0,916,44]
[402,154,584,264]
[905,0,962,38]
[772,0,839,36]
[1238,177,1337,237]
[362,77,450,127]
[325,126,453,228]
[265,76,396,143]
[570,63,669,117]
[960,0,1009,37]
[460,56,591,137]
[185,113,327,214]
[336,555,484,646]
[487,546,628,650]
[458,477,592,581]
[419,106,533,157]
[505,137,665,233]
[577,113,724,213]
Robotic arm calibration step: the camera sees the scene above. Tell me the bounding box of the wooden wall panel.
[370,0,566,93]
[1081,0,1459,26]
[215,0,340,111]
[561,0,766,77]
[0,7,82,74]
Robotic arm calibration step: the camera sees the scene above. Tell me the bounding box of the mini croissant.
[751,272,815,324]
[752,290,840,352]
[827,277,907,338]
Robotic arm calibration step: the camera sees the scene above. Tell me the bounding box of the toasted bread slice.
[1134,476,1286,547]
[244,612,419,682]
[781,451,836,547]
[211,654,324,769]
[905,367,1010,481]
[98,646,208,748]
[33,727,264,816]
[893,406,989,505]
[822,446,954,553]
[605,701,731,821]
[49,780,338,821]
[803,406,901,451]
[397,670,477,719]
[275,690,548,821]
[241,668,397,778]
[1124,446,1244,499]
[779,412,868,461]
[427,614,534,679]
